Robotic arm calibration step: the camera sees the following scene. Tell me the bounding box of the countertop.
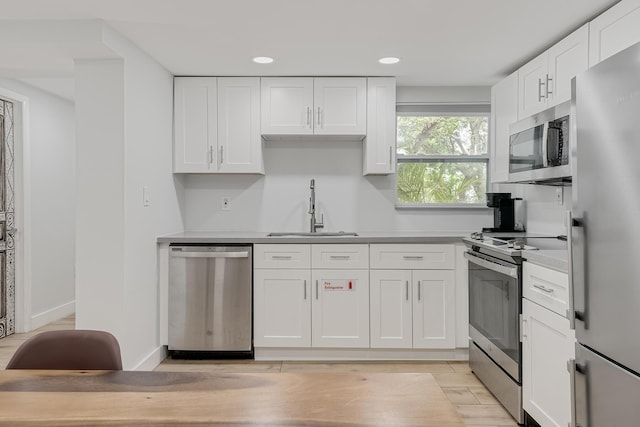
[157,231,472,245]
[523,249,568,273]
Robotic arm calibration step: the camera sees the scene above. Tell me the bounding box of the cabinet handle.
[405,281,409,301]
[208,146,214,164]
[304,280,307,300]
[538,78,545,101]
[546,74,553,98]
[520,313,527,342]
[271,255,293,260]
[219,146,224,165]
[330,255,351,260]
[389,146,393,168]
[316,280,319,300]
[317,107,322,127]
[417,281,421,301]
[403,256,424,261]
[533,283,554,294]
[306,107,311,127]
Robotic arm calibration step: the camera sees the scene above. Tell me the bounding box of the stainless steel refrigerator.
[570,41,640,425]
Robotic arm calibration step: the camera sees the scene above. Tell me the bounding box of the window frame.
[395,106,491,209]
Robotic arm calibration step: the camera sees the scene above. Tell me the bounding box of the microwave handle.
[541,122,549,167]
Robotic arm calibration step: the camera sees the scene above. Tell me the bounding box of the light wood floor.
[1,315,517,427]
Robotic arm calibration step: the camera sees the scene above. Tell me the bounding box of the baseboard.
[255,347,469,361]
[132,345,167,371]
[30,300,75,330]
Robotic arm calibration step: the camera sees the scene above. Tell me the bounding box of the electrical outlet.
[222,196,231,211]
[555,187,563,206]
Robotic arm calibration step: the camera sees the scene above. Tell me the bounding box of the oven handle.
[464,252,519,279]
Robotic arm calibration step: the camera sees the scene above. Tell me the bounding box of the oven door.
[465,251,521,381]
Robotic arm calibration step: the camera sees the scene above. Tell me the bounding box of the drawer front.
[254,244,311,269]
[311,244,369,269]
[370,244,455,269]
[523,261,569,317]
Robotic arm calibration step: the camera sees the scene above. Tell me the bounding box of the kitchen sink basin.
[267,231,358,237]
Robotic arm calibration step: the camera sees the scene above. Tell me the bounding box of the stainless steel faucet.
[308,179,324,233]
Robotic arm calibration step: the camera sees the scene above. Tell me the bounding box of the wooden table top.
[0,370,465,426]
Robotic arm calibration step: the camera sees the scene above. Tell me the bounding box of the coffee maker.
[483,192,519,233]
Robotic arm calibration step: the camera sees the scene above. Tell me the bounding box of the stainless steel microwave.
[508,101,572,185]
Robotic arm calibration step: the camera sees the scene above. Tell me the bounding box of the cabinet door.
[589,0,640,67]
[173,77,217,173]
[313,78,366,136]
[548,24,589,105]
[522,298,575,427]
[490,71,518,183]
[364,77,396,175]
[261,77,314,135]
[253,269,311,347]
[412,270,455,349]
[311,269,369,347]
[217,77,263,174]
[370,270,412,348]
[518,51,549,118]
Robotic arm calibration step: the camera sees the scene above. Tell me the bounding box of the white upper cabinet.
[174,77,217,173]
[518,24,589,118]
[217,77,263,174]
[260,77,314,135]
[313,78,366,135]
[363,77,397,175]
[589,0,640,67]
[174,77,263,174]
[490,71,518,183]
[261,77,366,137]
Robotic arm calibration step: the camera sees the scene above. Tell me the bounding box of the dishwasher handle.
[171,248,250,259]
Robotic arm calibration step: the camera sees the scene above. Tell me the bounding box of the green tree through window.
[397,115,489,205]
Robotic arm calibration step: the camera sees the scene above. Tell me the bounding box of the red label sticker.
[323,279,355,291]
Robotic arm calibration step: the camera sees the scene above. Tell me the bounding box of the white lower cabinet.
[412,269,456,348]
[369,244,456,350]
[369,270,412,348]
[254,244,369,349]
[311,269,369,348]
[522,277,575,427]
[254,269,312,347]
[370,269,456,349]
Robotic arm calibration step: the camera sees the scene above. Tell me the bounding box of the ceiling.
[0,0,620,100]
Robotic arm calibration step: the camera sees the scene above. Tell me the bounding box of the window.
[396,104,489,207]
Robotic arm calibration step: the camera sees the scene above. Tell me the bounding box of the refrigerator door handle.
[567,211,586,329]
[567,211,577,329]
[568,359,577,427]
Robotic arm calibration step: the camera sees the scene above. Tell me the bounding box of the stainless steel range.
[463,233,565,424]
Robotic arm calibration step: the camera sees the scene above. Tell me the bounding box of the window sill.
[395,203,491,210]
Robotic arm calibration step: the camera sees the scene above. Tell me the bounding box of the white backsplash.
[181,140,494,233]
[498,183,571,236]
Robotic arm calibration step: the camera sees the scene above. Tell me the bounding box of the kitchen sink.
[267,231,358,237]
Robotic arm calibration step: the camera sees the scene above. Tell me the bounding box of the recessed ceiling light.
[379,57,400,65]
[253,56,274,64]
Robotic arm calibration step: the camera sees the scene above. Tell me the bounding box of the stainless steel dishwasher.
[168,245,252,358]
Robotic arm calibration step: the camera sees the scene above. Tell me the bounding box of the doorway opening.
[0,98,16,339]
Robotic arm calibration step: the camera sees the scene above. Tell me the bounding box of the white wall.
[74,23,183,370]
[183,140,493,233]
[104,26,184,369]
[0,78,76,330]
